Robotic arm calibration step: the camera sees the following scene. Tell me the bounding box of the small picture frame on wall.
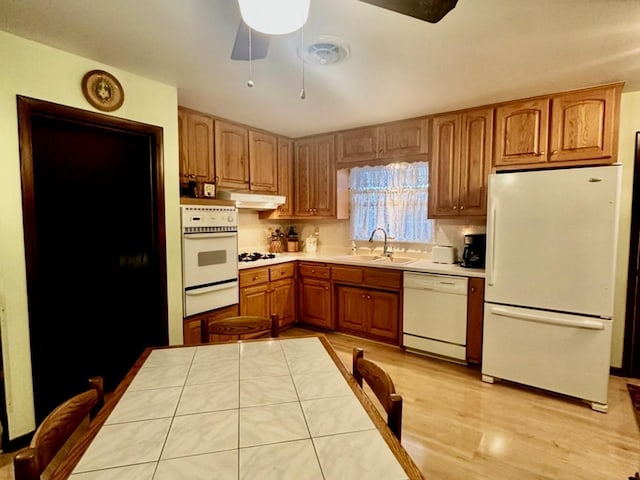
[203,183,216,198]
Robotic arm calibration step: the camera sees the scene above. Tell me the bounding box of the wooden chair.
[14,376,104,480]
[352,347,403,441]
[200,314,280,343]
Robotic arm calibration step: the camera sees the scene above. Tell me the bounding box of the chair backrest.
[200,314,280,343]
[352,347,403,441]
[14,376,104,480]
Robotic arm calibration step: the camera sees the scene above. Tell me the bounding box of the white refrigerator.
[482,165,622,412]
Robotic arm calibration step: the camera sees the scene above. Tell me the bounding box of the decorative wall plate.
[81,70,124,112]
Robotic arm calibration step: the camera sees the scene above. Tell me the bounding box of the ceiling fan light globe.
[238,0,310,35]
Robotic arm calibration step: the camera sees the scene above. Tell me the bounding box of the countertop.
[238,252,485,278]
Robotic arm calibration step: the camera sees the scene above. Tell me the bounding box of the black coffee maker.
[461,234,486,268]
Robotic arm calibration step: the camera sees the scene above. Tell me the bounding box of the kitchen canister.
[305,236,317,253]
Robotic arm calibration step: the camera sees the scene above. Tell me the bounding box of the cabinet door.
[294,139,314,217]
[313,134,336,217]
[178,109,214,184]
[183,318,201,346]
[336,286,368,334]
[215,120,249,189]
[178,108,190,184]
[299,278,332,328]
[429,113,460,217]
[270,277,295,327]
[549,86,619,163]
[368,290,399,341]
[240,283,270,317]
[466,277,485,365]
[380,117,428,158]
[249,130,277,192]
[259,137,293,219]
[494,98,549,166]
[458,108,493,216]
[336,127,379,164]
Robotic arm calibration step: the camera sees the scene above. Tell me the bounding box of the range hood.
[216,190,286,211]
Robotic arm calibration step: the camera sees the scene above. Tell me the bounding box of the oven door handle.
[185,282,238,296]
[184,232,237,239]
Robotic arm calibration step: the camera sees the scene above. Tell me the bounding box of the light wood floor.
[1,328,638,480]
[284,327,640,480]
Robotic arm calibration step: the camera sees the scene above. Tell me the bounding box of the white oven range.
[181,205,238,317]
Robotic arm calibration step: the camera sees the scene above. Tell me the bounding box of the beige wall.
[0,31,183,440]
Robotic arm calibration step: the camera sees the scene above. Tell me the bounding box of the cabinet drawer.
[363,268,402,289]
[298,263,331,279]
[239,267,269,287]
[270,262,294,281]
[332,266,364,284]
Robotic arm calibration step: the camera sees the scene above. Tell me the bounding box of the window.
[349,162,433,243]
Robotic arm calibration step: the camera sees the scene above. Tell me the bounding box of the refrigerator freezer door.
[485,165,621,317]
[482,303,612,407]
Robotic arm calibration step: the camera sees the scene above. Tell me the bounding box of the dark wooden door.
[17,97,168,423]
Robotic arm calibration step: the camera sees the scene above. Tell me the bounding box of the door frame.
[14,95,169,431]
[623,132,640,376]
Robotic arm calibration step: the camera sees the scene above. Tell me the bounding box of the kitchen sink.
[332,254,416,266]
[371,256,416,265]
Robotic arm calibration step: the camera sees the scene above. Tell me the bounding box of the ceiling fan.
[358,0,459,23]
[230,0,458,62]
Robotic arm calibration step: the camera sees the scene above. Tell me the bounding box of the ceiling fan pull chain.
[300,25,306,99]
[247,26,254,87]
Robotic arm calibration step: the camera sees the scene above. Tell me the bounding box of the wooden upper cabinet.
[248,130,277,192]
[294,134,336,217]
[494,83,622,170]
[549,85,621,163]
[215,120,249,189]
[494,98,549,167]
[459,108,493,216]
[215,120,278,192]
[337,127,378,163]
[178,108,214,184]
[259,137,294,219]
[429,107,492,218]
[336,117,428,165]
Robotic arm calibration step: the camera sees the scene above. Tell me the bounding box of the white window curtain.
[349,162,433,243]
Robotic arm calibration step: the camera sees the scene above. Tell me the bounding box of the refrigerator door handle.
[486,205,496,286]
[490,306,604,330]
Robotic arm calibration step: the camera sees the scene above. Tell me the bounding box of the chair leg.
[270,314,280,337]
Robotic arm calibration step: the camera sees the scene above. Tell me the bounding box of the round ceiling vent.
[300,35,350,66]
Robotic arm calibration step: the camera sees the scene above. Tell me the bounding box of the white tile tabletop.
[66,336,418,480]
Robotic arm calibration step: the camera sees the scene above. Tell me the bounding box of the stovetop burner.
[238,252,276,262]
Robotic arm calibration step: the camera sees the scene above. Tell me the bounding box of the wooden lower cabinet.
[465,277,485,365]
[183,304,239,345]
[239,262,296,329]
[297,262,333,328]
[333,265,402,345]
[336,286,399,342]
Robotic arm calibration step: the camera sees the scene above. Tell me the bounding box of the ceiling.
[2,0,640,138]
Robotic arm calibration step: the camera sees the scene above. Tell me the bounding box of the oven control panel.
[181,205,237,233]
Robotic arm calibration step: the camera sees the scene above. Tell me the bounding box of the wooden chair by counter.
[352,347,403,441]
[14,376,104,480]
[200,314,280,343]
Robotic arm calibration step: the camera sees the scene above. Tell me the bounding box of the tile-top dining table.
[51,335,424,480]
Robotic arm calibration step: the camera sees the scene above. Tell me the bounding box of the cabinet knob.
[453,206,457,210]
[367,295,371,299]
[460,205,464,210]
[253,276,258,281]
[325,286,329,290]
[540,151,546,155]
[311,270,315,273]
[471,286,476,292]
[551,150,558,155]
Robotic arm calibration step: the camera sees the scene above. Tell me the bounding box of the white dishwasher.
[403,272,468,362]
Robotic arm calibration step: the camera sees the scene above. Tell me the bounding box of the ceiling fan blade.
[359,0,458,23]
[231,20,270,61]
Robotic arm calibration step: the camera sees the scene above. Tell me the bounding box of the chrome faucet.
[368,227,392,257]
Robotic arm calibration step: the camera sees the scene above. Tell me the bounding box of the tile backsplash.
[237,211,485,262]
